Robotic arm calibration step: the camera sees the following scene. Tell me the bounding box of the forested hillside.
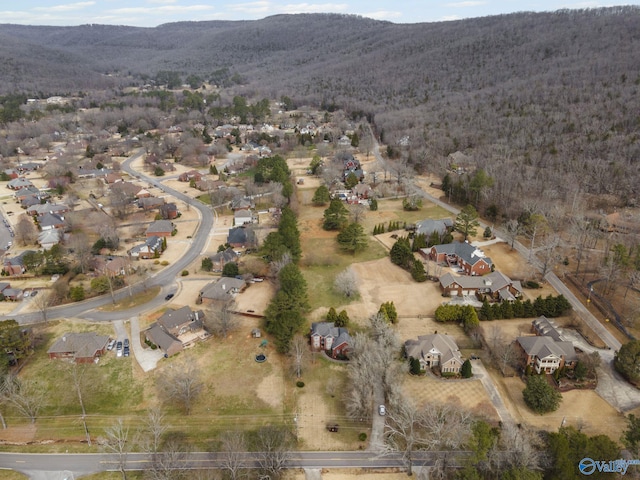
[1,7,639,215]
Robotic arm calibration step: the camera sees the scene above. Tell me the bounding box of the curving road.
[0,149,215,324]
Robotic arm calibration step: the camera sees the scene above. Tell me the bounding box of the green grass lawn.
[300,236,387,311]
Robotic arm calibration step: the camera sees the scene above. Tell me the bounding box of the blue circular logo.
[579,458,596,475]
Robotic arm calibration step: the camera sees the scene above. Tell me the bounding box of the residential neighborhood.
[0,88,636,480]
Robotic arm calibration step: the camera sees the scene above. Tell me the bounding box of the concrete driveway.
[560,328,640,412]
[472,359,515,427]
[130,315,164,372]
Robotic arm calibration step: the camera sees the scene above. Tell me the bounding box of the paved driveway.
[472,359,515,427]
[130,315,164,372]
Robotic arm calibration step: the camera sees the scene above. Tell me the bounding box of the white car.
[378,404,386,416]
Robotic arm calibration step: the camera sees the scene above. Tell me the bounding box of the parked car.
[124,338,130,348]
[378,404,386,416]
[165,293,174,301]
[116,341,123,357]
[123,346,130,357]
[107,339,116,351]
[31,290,38,297]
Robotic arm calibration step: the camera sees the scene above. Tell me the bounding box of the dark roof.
[158,306,204,331]
[146,220,173,234]
[146,324,182,353]
[516,336,577,362]
[210,248,238,264]
[47,332,110,359]
[227,227,250,244]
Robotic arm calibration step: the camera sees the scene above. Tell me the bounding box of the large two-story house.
[404,333,464,374]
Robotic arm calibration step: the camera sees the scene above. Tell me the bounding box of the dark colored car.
[165,293,174,300]
[124,338,130,348]
[123,346,130,357]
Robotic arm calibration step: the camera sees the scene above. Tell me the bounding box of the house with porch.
[404,333,464,374]
[515,335,577,374]
[423,241,493,276]
[145,306,207,357]
[208,248,239,272]
[310,322,352,359]
[438,270,522,300]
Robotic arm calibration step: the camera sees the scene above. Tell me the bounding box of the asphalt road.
[0,149,214,324]
[0,450,470,478]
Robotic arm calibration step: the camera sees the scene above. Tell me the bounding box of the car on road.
[116,341,123,357]
[378,404,386,416]
[107,339,116,351]
[165,293,174,301]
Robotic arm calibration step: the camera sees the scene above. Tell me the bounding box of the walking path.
[470,359,515,427]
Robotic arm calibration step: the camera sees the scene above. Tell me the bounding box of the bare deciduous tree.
[348,203,367,224]
[99,418,129,480]
[138,408,168,456]
[255,425,293,480]
[220,430,247,480]
[1,376,45,424]
[334,268,358,298]
[159,361,204,415]
[32,291,52,323]
[67,363,91,445]
[289,334,308,379]
[14,215,37,246]
[205,300,238,339]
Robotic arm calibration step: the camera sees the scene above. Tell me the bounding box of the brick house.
[515,336,577,374]
[423,241,493,276]
[310,322,352,359]
[146,220,174,238]
[47,332,110,364]
[438,270,522,300]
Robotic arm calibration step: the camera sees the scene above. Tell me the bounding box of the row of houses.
[403,316,578,376]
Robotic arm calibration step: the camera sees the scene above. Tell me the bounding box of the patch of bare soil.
[257,371,284,409]
[0,424,36,444]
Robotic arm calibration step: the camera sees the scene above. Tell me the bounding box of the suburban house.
[227,227,255,248]
[146,220,174,238]
[178,170,202,182]
[103,257,130,277]
[438,270,523,300]
[138,197,165,211]
[515,336,577,374]
[26,203,69,217]
[208,248,239,272]
[38,229,62,249]
[234,209,254,226]
[3,251,35,276]
[414,218,453,238]
[423,241,493,276]
[47,332,110,364]
[404,334,464,374]
[230,196,254,211]
[15,185,41,202]
[198,277,246,305]
[38,213,65,231]
[145,306,207,357]
[7,177,34,190]
[129,236,164,260]
[159,203,179,220]
[310,322,352,359]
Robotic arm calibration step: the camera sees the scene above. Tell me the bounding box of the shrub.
[524,280,540,289]
[358,432,368,441]
[523,375,562,414]
[160,261,169,266]
[296,381,305,388]
[181,270,189,276]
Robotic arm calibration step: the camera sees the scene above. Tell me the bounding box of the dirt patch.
[257,371,285,409]
[0,424,36,444]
